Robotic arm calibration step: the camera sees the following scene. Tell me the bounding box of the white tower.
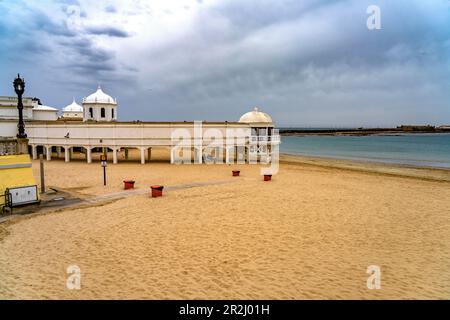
[82,86,117,122]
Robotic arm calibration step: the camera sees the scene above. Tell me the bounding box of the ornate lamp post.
[13,74,29,155]
[13,74,27,138]
[13,74,27,139]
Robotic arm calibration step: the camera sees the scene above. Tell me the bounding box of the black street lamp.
[13,74,27,138]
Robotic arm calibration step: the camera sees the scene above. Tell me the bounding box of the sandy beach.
[1,149,450,299]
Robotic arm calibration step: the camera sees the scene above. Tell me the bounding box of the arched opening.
[111,108,115,119]
[101,108,105,118]
[89,107,93,118]
[151,147,170,163]
[60,146,85,161]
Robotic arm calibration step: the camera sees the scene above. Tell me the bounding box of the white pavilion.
[0,86,279,163]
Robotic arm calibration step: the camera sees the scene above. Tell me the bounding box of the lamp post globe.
[13,74,27,138]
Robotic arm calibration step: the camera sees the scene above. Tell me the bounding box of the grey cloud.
[105,5,117,13]
[58,37,114,61]
[32,11,77,37]
[1,0,449,127]
[56,37,117,77]
[123,0,450,125]
[84,25,130,38]
[66,61,116,72]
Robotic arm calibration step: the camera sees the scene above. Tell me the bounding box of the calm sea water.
[280,133,450,168]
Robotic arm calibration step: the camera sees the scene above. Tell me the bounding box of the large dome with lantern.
[83,85,116,105]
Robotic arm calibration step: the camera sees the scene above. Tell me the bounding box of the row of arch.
[30,145,158,164]
[29,144,268,164]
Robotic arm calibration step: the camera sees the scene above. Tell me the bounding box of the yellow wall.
[0,154,38,206]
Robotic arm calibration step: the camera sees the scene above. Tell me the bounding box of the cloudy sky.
[0,0,449,127]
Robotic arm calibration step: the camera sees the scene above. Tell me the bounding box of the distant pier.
[280,125,450,136]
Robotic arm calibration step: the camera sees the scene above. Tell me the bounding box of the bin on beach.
[151,185,164,197]
[123,180,135,190]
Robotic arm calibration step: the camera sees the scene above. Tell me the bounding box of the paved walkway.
[85,179,236,204]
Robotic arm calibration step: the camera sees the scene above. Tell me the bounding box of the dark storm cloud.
[84,25,130,38]
[59,38,114,60]
[55,36,118,79]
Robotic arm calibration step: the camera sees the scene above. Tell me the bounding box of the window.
[101,108,105,118]
[112,108,115,119]
[89,108,93,118]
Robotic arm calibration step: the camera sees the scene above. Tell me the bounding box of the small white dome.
[63,99,83,112]
[83,85,116,104]
[239,107,273,123]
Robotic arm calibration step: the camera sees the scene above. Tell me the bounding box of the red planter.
[263,174,272,181]
[151,185,164,198]
[232,170,240,177]
[123,180,135,190]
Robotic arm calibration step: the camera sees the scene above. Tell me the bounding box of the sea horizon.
[280,133,450,169]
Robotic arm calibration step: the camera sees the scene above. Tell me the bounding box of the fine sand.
[1,149,450,299]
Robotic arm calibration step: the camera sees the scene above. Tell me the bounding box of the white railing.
[250,135,280,143]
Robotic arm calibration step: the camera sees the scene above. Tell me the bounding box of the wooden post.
[39,154,45,194]
[101,155,107,186]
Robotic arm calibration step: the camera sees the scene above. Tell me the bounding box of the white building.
[1,86,279,162]
[0,96,58,138]
[33,104,59,121]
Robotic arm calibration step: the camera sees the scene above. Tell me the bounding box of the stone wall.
[0,139,18,156]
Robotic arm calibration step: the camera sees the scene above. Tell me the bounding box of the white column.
[65,147,70,162]
[113,148,118,164]
[140,148,146,164]
[217,147,223,164]
[196,147,203,164]
[46,146,52,161]
[170,147,175,164]
[86,147,92,164]
[225,147,231,164]
[32,145,37,160]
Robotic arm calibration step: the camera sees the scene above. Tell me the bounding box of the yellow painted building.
[0,154,38,207]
